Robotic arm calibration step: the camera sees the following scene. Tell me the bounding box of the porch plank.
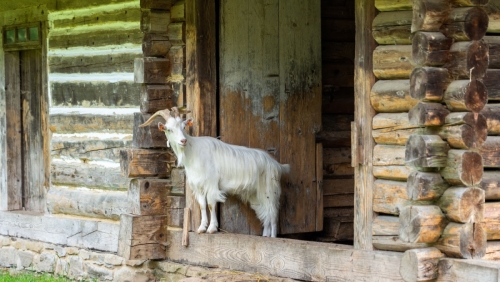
[167,230,405,281]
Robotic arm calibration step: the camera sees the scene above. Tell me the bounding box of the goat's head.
[139,107,192,148]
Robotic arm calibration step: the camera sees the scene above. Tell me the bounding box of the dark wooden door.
[219,0,322,235]
[5,49,44,212]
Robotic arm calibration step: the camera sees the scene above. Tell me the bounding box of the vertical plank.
[354,0,377,250]
[279,0,322,234]
[0,27,6,211]
[20,49,44,212]
[316,143,324,231]
[185,0,217,231]
[218,0,254,235]
[3,51,22,211]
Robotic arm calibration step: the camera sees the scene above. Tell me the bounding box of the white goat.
[140,107,289,237]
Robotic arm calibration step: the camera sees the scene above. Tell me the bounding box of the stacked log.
[372,0,492,262]
[118,0,186,260]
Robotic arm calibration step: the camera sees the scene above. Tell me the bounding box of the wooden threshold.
[0,211,120,253]
[167,230,404,281]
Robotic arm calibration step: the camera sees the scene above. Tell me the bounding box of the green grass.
[0,270,75,282]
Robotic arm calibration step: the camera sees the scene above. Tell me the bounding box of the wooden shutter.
[219,0,322,235]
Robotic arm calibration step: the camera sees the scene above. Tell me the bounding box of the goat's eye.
[167,129,173,132]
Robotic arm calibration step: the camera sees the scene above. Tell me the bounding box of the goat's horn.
[138,109,171,127]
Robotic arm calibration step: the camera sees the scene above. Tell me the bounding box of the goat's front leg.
[206,195,219,234]
[196,194,209,233]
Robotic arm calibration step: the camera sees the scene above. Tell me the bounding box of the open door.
[218,0,322,235]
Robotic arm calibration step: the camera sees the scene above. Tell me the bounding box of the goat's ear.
[186,118,193,127]
[158,122,166,131]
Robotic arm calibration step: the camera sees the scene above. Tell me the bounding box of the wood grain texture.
[0,211,119,253]
[438,187,485,223]
[436,222,486,259]
[375,0,412,11]
[411,32,453,66]
[128,179,174,216]
[49,112,134,133]
[370,79,418,113]
[167,230,405,281]
[373,235,432,252]
[120,148,175,178]
[118,213,168,260]
[132,112,168,148]
[399,205,447,243]
[354,0,377,250]
[373,45,413,79]
[400,247,444,282]
[372,10,412,45]
[373,179,432,215]
[410,67,450,101]
[445,40,489,80]
[48,53,139,74]
[440,150,483,186]
[436,258,500,282]
[50,82,141,107]
[411,0,451,33]
[440,7,489,41]
[185,0,217,232]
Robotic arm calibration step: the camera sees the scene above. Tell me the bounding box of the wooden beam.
[166,230,405,281]
[120,148,175,178]
[0,211,119,252]
[354,0,377,251]
[185,0,217,234]
[118,213,168,260]
[437,258,500,282]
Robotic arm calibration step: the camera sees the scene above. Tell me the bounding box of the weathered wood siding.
[46,1,142,220]
[316,0,355,243]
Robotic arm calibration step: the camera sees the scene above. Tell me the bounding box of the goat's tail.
[281,164,291,174]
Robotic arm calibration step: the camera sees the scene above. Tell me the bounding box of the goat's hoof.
[197,226,207,234]
[207,225,218,234]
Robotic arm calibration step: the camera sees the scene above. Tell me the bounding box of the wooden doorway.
[218,0,323,235]
[4,24,46,212]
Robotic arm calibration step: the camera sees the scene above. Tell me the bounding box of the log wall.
[46,1,142,220]
[316,0,355,243]
[372,0,500,262]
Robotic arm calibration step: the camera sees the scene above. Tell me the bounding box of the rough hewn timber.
[405,135,450,168]
[374,179,432,215]
[400,247,444,282]
[370,80,417,113]
[438,187,485,223]
[399,205,447,243]
[373,45,413,79]
[436,222,486,259]
[440,150,483,186]
[118,214,168,260]
[119,148,175,178]
[372,11,412,45]
[406,171,449,201]
[142,33,172,57]
[411,0,451,32]
[478,171,500,200]
[482,202,500,240]
[443,80,488,112]
[440,7,489,41]
[408,102,450,126]
[445,40,489,80]
[410,67,450,102]
[412,32,453,66]
[133,112,169,148]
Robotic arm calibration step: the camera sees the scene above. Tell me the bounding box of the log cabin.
[2,0,500,281]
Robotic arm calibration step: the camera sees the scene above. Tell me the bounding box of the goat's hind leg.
[206,194,219,234]
[196,194,209,233]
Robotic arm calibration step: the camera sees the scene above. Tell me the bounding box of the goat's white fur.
[141,108,289,237]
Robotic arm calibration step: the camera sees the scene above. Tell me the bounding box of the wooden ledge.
[166,230,403,281]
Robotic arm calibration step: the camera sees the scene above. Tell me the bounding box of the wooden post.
[354,0,377,250]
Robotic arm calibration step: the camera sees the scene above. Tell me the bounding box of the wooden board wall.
[315,0,356,243]
[219,0,322,235]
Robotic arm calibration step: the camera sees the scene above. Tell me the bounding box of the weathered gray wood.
[373,165,413,181]
[171,0,185,22]
[0,211,119,252]
[370,79,418,113]
[408,102,450,126]
[400,247,444,282]
[141,10,170,33]
[51,3,141,29]
[478,171,500,200]
[120,148,175,178]
[482,202,500,240]
[134,57,170,84]
[406,171,449,201]
[48,53,139,74]
[412,32,453,66]
[47,186,129,220]
[399,205,447,243]
[436,222,486,259]
[437,258,500,282]
[372,11,412,45]
[355,0,377,251]
[373,145,406,166]
[440,150,483,186]
[440,7,489,41]
[438,187,485,223]
[128,179,175,215]
[167,230,405,281]
[49,112,134,133]
[51,158,129,189]
[483,69,500,100]
[51,137,132,163]
[411,0,451,33]
[3,51,22,211]
[133,112,168,148]
[410,67,450,101]
[372,235,432,252]
[373,45,413,79]
[482,104,500,134]
[140,84,175,114]
[140,0,177,10]
[479,136,500,168]
[142,33,172,57]
[374,179,432,215]
[445,40,490,80]
[49,29,143,49]
[167,22,186,45]
[118,213,167,260]
[443,80,488,113]
[50,82,141,107]
[435,112,488,149]
[373,215,400,236]
[405,135,450,168]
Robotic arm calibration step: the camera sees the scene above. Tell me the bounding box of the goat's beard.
[170,142,185,167]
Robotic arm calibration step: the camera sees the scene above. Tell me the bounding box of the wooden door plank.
[185,0,217,231]
[219,0,255,235]
[278,0,322,234]
[20,49,44,212]
[3,51,22,211]
[354,0,377,250]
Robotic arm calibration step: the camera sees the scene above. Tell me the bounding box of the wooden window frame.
[3,22,42,52]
